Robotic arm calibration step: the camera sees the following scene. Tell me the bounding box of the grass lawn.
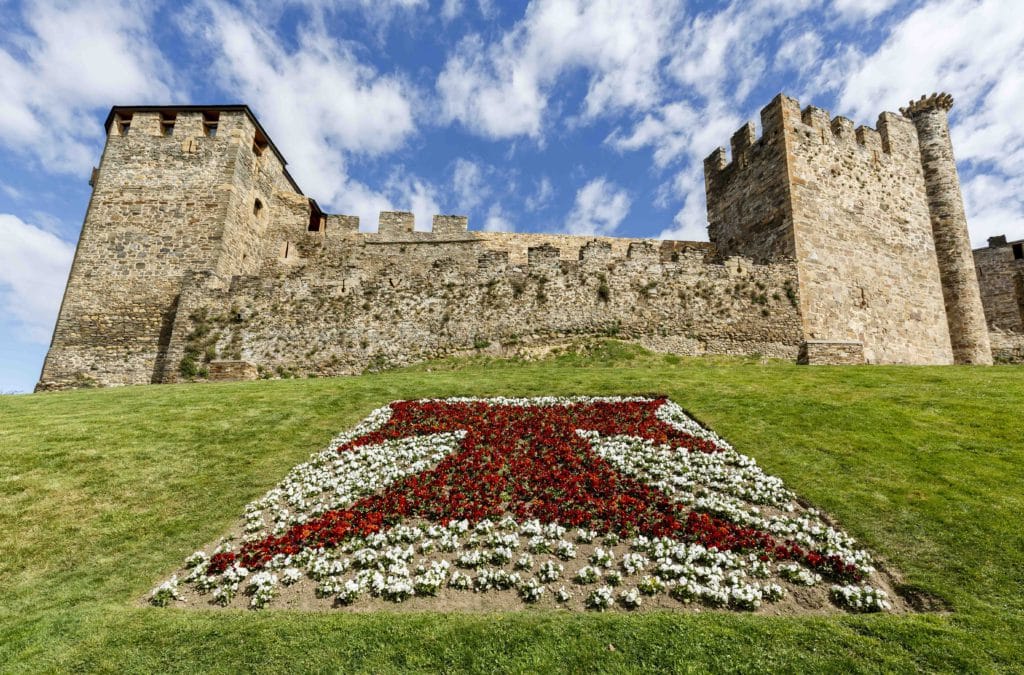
[1,344,1022,672]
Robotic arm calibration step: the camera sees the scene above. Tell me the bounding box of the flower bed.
[154,397,894,613]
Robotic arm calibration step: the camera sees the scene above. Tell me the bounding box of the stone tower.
[901,93,993,364]
[37,105,305,389]
[706,94,956,364]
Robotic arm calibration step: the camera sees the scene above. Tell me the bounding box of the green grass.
[2,344,1023,672]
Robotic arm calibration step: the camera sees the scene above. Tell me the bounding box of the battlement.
[704,94,919,179]
[901,92,954,118]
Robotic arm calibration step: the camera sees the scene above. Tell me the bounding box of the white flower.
[585,586,615,610]
[619,588,642,609]
[518,577,546,603]
[149,575,180,607]
[537,560,563,583]
[575,566,600,584]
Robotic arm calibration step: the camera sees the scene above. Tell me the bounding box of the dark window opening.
[203,111,219,138]
[308,199,325,232]
[160,112,176,136]
[252,130,268,156]
[253,198,264,217]
[115,113,132,135]
[1013,243,1023,260]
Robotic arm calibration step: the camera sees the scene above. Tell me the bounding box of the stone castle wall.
[38,91,1008,390]
[157,219,802,381]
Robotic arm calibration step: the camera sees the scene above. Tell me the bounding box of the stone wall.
[990,329,1024,364]
[704,97,796,264]
[157,216,803,380]
[974,235,1024,332]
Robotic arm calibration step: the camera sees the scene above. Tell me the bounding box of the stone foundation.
[208,360,259,382]
[799,341,865,365]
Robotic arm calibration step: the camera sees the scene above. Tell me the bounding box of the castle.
[36,92,1024,390]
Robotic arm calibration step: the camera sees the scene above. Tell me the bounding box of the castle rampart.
[37,92,1004,390]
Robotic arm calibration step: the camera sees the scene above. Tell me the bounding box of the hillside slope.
[2,346,1022,671]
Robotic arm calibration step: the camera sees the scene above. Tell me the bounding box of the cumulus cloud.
[774,31,823,73]
[0,214,74,344]
[441,0,465,21]
[824,0,1024,245]
[565,178,631,236]
[0,0,173,175]
[187,1,435,229]
[437,0,678,139]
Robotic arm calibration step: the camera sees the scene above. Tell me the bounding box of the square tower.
[37,106,304,389]
[705,94,966,364]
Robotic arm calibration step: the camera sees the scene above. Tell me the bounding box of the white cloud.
[441,0,465,20]
[774,31,823,72]
[482,204,514,232]
[451,158,490,211]
[656,170,708,242]
[188,1,432,228]
[565,178,631,236]
[823,0,1024,246]
[437,0,678,139]
[831,0,901,20]
[0,214,74,344]
[525,176,554,211]
[0,0,173,175]
[665,1,820,105]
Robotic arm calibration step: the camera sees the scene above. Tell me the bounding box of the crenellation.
[759,94,800,141]
[432,214,469,235]
[875,112,916,154]
[801,106,831,132]
[627,241,659,261]
[730,122,757,166]
[579,240,613,264]
[704,146,727,174]
[830,116,855,142]
[855,126,883,154]
[378,211,415,235]
[528,244,561,269]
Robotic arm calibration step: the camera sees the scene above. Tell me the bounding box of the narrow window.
[252,130,268,156]
[203,111,219,138]
[116,113,132,135]
[160,112,176,136]
[253,198,264,217]
[308,200,324,232]
[1013,243,1023,260]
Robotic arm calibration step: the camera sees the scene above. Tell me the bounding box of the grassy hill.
[2,344,1022,672]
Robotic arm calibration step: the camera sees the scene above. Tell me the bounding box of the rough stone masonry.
[36,92,1018,390]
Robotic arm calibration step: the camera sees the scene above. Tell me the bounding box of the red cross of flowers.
[209,398,859,582]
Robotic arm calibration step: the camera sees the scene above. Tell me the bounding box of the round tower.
[902,93,992,364]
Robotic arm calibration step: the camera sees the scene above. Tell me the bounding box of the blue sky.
[1,0,1022,392]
